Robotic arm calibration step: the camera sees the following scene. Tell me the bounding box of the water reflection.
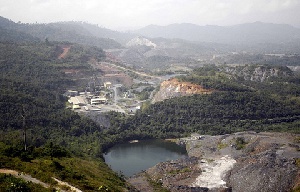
[104,139,187,177]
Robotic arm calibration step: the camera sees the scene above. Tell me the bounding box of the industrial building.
[91,97,107,105]
[68,96,86,106]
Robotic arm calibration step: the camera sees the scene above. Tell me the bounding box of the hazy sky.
[1,0,300,30]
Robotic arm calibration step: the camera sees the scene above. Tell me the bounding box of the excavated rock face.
[226,149,298,192]
[186,132,300,192]
[128,132,300,192]
[152,78,213,103]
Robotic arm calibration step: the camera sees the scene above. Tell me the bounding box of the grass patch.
[0,155,127,192]
[0,173,55,192]
[235,137,247,150]
[168,167,191,175]
[217,142,228,150]
[207,159,215,163]
[295,158,300,168]
[0,141,128,191]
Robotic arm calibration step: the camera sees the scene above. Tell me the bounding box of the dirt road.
[0,169,82,192]
[58,46,71,59]
[0,169,50,188]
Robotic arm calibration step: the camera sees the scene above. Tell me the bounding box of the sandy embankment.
[192,155,236,189]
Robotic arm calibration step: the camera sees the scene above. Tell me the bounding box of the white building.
[91,97,107,105]
[68,96,86,106]
[104,82,112,89]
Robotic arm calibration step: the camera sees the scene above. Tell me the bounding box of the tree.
[21,105,27,151]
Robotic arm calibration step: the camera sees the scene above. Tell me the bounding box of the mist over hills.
[1,15,300,71]
[0,16,124,49]
[134,22,300,45]
[2,15,300,47]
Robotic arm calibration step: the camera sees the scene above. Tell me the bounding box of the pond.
[103,139,187,177]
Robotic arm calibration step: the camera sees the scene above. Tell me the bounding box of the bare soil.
[58,45,71,59]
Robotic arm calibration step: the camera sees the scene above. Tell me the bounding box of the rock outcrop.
[128,132,300,192]
[152,78,214,103]
[222,65,293,82]
[227,149,297,192]
[126,36,157,48]
[185,132,300,192]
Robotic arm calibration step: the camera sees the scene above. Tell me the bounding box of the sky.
[0,0,300,30]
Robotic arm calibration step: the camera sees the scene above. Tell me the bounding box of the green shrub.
[0,174,53,192]
[217,142,228,150]
[235,137,247,150]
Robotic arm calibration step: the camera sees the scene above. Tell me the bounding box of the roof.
[91,97,107,101]
[68,96,85,105]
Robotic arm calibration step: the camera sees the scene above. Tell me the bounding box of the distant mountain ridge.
[2,15,300,48]
[0,16,127,49]
[52,21,135,45]
[0,16,39,43]
[134,22,300,44]
[2,15,300,68]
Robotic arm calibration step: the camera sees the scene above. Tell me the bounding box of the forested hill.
[0,16,122,49]
[0,27,39,43]
[1,14,300,191]
[103,65,300,140]
[0,16,136,191]
[0,39,109,153]
[0,40,131,191]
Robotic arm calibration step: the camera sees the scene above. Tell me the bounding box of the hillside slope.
[0,39,130,191]
[152,78,213,103]
[0,16,122,49]
[109,64,300,139]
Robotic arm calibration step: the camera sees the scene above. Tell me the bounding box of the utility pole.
[21,105,27,151]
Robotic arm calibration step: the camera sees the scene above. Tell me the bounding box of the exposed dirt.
[0,169,82,192]
[90,62,134,87]
[152,78,214,103]
[58,45,71,59]
[53,177,82,192]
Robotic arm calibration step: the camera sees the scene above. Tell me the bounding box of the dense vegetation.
[101,64,300,141]
[214,53,300,66]
[1,14,300,191]
[0,173,54,192]
[0,142,127,191]
[0,42,106,152]
[0,16,122,49]
[0,41,130,191]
